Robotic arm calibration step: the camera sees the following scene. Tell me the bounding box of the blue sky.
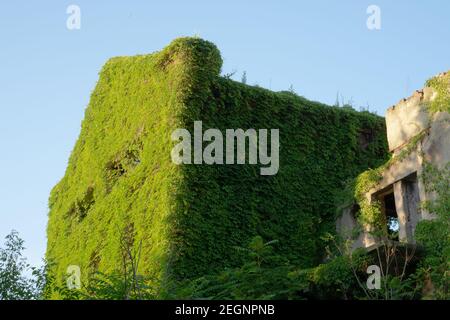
[0,1,449,268]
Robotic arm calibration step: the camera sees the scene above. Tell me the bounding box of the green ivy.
[46,37,388,297]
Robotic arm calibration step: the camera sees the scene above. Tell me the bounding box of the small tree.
[0,230,46,300]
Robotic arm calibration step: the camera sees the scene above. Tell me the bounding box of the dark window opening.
[383,192,399,241]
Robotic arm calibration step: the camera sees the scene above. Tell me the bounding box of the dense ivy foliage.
[46,37,388,297]
[415,162,450,299]
[425,72,450,114]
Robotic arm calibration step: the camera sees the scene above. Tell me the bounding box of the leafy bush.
[172,236,308,300]
[173,236,369,300]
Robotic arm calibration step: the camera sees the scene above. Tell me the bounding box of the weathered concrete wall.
[385,88,434,152]
[422,111,450,169]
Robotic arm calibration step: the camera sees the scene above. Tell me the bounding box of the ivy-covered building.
[46,37,393,295]
[337,72,450,250]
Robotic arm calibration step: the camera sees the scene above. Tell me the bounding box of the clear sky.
[0,1,449,268]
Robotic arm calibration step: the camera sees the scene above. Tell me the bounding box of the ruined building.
[337,72,450,250]
[46,37,448,296]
